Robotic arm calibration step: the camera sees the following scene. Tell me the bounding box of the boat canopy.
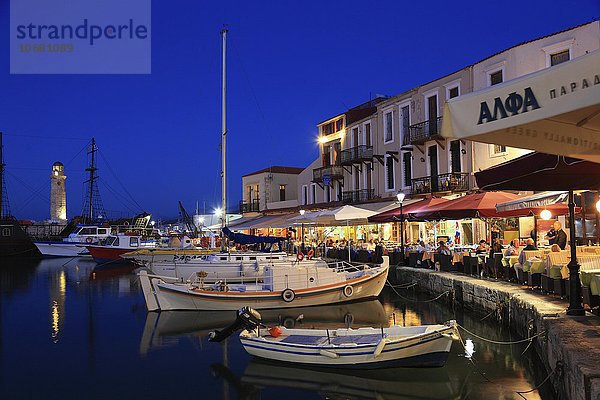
[222,227,285,245]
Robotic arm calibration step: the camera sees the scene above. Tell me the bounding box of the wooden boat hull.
[240,324,455,369]
[86,245,136,264]
[139,265,389,311]
[0,219,40,258]
[33,241,89,257]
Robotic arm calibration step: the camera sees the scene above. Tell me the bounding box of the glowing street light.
[214,208,223,217]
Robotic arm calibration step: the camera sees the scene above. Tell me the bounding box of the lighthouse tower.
[50,161,67,221]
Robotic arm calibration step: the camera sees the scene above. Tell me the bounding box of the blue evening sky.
[0,0,598,221]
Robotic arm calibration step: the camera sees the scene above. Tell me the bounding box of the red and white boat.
[85,234,156,265]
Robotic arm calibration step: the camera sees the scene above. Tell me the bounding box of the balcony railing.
[408,116,443,144]
[313,165,344,183]
[342,189,375,204]
[239,199,260,213]
[411,172,469,194]
[340,145,373,165]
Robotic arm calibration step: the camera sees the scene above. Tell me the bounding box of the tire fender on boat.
[343,285,354,297]
[282,288,295,302]
[373,338,388,358]
[85,237,93,244]
[319,349,339,359]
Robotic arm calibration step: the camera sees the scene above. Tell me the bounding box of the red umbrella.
[367,198,448,223]
[475,153,600,191]
[411,192,522,220]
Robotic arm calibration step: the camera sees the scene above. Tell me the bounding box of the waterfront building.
[50,161,67,222]
[240,166,303,214]
[238,21,600,245]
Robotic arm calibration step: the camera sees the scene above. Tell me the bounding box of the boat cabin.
[65,225,111,243]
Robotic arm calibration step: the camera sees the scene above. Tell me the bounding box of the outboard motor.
[209,307,262,343]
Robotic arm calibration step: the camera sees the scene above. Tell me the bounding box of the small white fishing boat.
[209,307,457,369]
[138,257,389,311]
[34,225,111,257]
[239,323,456,368]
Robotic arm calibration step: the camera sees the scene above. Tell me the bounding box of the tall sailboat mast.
[0,132,5,219]
[220,27,228,251]
[87,137,97,222]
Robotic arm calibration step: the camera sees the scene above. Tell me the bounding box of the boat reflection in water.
[140,299,388,354]
[211,358,462,400]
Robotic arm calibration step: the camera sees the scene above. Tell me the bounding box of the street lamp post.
[566,190,585,315]
[299,209,306,254]
[397,192,406,266]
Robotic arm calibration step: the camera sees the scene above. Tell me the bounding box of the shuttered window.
[403,152,412,187]
[450,140,461,173]
[385,155,395,191]
[550,50,570,66]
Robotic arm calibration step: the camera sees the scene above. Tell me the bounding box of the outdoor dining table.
[549,263,569,279]
[523,258,545,274]
[505,256,519,267]
[452,252,469,264]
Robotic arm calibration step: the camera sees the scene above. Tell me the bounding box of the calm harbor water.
[0,258,554,400]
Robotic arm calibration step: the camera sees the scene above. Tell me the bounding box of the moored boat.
[138,256,389,311]
[239,323,456,368]
[33,225,111,257]
[210,306,457,369]
[86,234,156,264]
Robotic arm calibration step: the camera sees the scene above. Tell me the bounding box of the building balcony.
[340,145,373,165]
[239,199,260,213]
[408,116,443,144]
[410,172,469,194]
[342,189,375,204]
[313,165,344,183]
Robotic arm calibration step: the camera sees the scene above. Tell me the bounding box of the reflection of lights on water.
[51,300,60,343]
[465,339,475,359]
[58,271,66,295]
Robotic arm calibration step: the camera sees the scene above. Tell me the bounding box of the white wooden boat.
[34,225,111,257]
[240,322,457,368]
[138,257,389,311]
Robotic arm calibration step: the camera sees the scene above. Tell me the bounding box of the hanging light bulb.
[540,209,552,220]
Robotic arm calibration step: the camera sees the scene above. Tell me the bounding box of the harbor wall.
[395,267,600,400]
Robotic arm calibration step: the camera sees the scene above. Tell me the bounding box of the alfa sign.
[477,87,540,125]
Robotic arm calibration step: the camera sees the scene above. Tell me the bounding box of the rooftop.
[242,166,305,178]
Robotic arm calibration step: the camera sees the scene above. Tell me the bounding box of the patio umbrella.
[410,192,522,220]
[368,198,448,223]
[475,153,600,191]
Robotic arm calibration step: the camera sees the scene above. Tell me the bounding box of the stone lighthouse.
[50,161,67,221]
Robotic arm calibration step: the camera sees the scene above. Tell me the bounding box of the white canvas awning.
[441,50,600,162]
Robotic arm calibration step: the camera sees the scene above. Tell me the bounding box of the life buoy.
[343,285,354,297]
[307,249,315,260]
[282,288,295,302]
[85,237,93,244]
[297,252,304,262]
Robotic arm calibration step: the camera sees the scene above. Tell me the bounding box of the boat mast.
[220,27,228,251]
[0,132,4,219]
[88,137,97,222]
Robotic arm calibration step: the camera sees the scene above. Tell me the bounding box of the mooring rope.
[385,281,450,303]
[385,280,418,289]
[457,324,546,345]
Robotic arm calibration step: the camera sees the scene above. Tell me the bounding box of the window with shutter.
[403,152,412,187]
[550,49,570,66]
[450,140,461,173]
[385,155,395,191]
